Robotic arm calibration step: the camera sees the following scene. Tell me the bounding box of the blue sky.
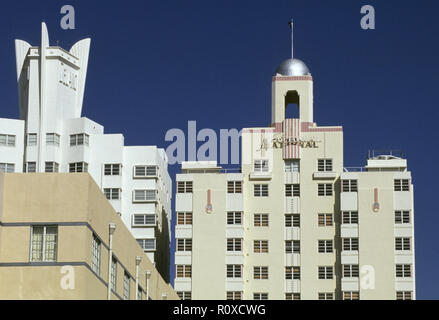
[0,0,437,299]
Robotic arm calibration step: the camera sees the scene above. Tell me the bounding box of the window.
[318,213,333,226]
[285,214,300,227]
[285,293,300,300]
[285,160,300,173]
[226,265,242,278]
[111,257,117,291]
[342,211,358,224]
[137,287,143,300]
[318,240,333,253]
[69,162,88,173]
[254,184,269,197]
[395,210,410,224]
[285,240,300,254]
[343,291,359,300]
[104,164,121,176]
[91,234,101,275]
[394,179,410,191]
[132,214,156,226]
[318,293,334,300]
[176,238,192,252]
[0,134,16,147]
[318,159,333,172]
[134,165,157,177]
[253,293,268,300]
[176,265,192,278]
[395,238,411,251]
[227,181,242,193]
[123,272,130,300]
[45,162,59,173]
[30,225,58,262]
[254,240,269,253]
[343,238,359,251]
[0,163,15,173]
[285,184,300,197]
[70,133,89,146]
[177,291,192,300]
[46,133,60,146]
[177,212,192,225]
[27,133,37,146]
[227,212,242,225]
[343,264,359,278]
[396,291,412,300]
[133,189,156,202]
[177,181,193,193]
[318,266,334,279]
[227,292,242,300]
[26,162,36,173]
[137,239,156,251]
[285,266,300,280]
[254,214,269,227]
[342,179,358,192]
[103,188,120,200]
[318,184,333,196]
[227,238,242,252]
[253,266,269,279]
[254,159,269,172]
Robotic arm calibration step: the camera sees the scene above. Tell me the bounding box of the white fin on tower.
[70,38,91,116]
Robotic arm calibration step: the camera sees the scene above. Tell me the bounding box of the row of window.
[102,189,157,202]
[223,265,335,280]
[25,133,88,147]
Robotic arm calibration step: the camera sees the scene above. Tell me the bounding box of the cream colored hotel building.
[173,36,416,300]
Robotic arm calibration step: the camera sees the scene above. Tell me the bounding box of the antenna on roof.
[288,19,294,59]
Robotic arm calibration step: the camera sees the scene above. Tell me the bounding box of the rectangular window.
[227,212,243,225]
[395,210,410,224]
[253,266,269,280]
[343,238,359,251]
[227,181,242,193]
[226,265,242,278]
[45,162,59,173]
[285,160,300,173]
[30,225,58,262]
[395,238,411,251]
[227,238,242,252]
[342,211,359,224]
[343,264,360,278]
[342,180,358,192]
[396,291,412,300]
[176,238,192,252]
[253,293,268,300]
[254,184,269,197]
[111,257,117,291]
[137,287,143,300]
[134,165,157,177]
[133,189,156,202]
[91,234,101,275]
[318,240,333,253]
[394,179,410,191]
[0,134,16,147]
[177,181,193,193]
[285,184,300,197]
[285,266,300,280]
[285,240,300,254]
[285,214,300,227]
[285,293,301,300]
[46,133,60,146]
[343,291,360,300]
[254,159,269,172]
[70,133,89,146]
[0,163,15,173]
[26,162,36,173]
[123,272,130,300]
[318,183,333,196]
[69,162,88,173]
[27,133,37,146]
[254,240,269,253]
[177,212,192,225]
[132,214,156,226]
[226,292,242,300]
[137,239,156,251]
[104,164,121,176]
[254,214,269,227]
[318,159,333,172]
[318,213,333,226]
[318,266,334,279]
[104,188,120,200]
[176,265,192,278]
[177,292,192,300]
[318,293,334,300]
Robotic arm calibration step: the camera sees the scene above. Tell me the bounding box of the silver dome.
[274,58,310,76]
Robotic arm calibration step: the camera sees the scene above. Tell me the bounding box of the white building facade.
[0,23,172,281]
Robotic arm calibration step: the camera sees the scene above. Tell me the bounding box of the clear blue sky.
[0,0,437,299]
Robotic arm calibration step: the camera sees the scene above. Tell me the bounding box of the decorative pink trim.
[272,76,313,82]
[242,128,275,133]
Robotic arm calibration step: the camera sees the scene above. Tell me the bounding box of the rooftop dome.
[274,58,310,76]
